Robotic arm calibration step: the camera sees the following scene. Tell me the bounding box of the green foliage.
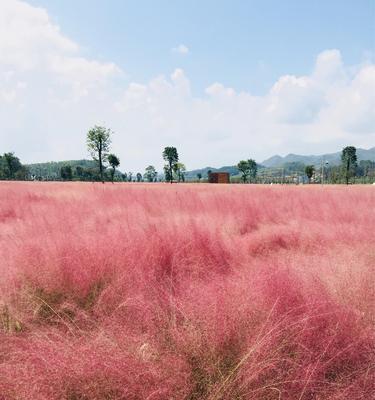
[305,165,315,182]
[87,125,112,182]
[144,165,157,182]
[197,172,202,181]
[107,154,120,182]
[162,146,179,183]
[0,152,28,180]
[283,161,306,174]
[136,172,143,182]
[237,160,249,183]
[27,160,97,181]
[248,159,257,182]
[358,160,375,177]
[341,146,357,184]
[60,165,73,181]
[173,162,186,182]
[163,166,173,183]
[237,159,258,183]
[108,154,120,168]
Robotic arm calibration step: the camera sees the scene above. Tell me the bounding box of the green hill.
[26,160,98,179]
[261,147,375,168]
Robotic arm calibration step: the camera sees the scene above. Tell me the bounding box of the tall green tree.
[87,125,112,183]
[341,146,357,184]
[107,154,120,183]
[197,172,202,182]
[162,146,179,183]
[144,165,157,182]
[305,165,315,183]
[136,172,143,182]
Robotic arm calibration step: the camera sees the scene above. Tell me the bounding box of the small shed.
[208,172,230,184]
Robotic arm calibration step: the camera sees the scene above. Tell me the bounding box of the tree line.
[1,125,374,184]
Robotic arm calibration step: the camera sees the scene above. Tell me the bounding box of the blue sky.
[1,0,375,170]
[28,0,374,95]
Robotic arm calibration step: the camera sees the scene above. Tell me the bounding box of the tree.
[86,125,112,183]
[3,152,22,179]
[248,159,257,183]
[358,160,375,178]
[107,154,120,183]
[237,160,250,183]
[121,173,128,182]
[128,172,133,182]
[305,165,315,183]
[162,147,179,183]
[14,166,29,180]
[60,165,73,181]
[136,172,143,182]
[0,152,27,180]
[237,159,258,183]
[174,162,186,182]
[144,165,157,182]
[75,166,83,178]
[341,146,357,184]
[197,172,202,182]
[163,166,173,183]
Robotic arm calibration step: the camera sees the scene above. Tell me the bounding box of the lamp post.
[321,159,329,184]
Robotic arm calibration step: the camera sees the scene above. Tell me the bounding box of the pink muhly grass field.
[0,182,374,399]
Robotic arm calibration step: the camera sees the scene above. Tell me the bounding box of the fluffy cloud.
[330,65,375,134]
[172,44,189,55]
[268,75,323,123]
[0,0,120,93]
[1,0,374,171]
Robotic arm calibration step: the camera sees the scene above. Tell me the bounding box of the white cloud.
[0,0,121,88]
[330,65,375,134]
[313,49,347,85]
[0,0,77,70]
[267,75,323,123]
[172,44,189,55]
[1,0,375,171]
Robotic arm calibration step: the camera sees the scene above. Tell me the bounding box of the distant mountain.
[261,147,375,168]
[260,155,284,168]
[186,146,375,179]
